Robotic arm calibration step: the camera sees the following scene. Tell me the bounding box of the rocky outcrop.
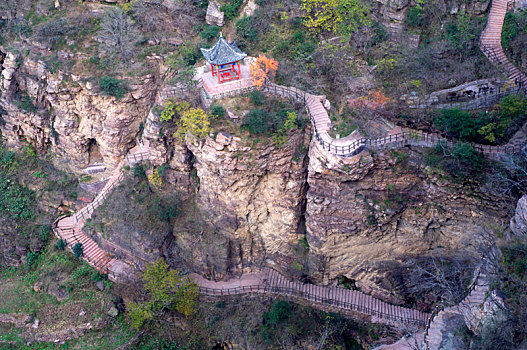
[206,0,225,27]
[0,49,156,173]
[510,195,527,236]
[167,129,311,279]
[306,142,509,298]
[462,290,510,335]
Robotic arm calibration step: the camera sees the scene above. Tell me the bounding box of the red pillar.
[237,61,241,79]
[211,63,214,76]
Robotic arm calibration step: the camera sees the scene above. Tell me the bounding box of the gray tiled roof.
[200,35,247,65]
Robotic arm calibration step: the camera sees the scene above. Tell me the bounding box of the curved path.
[480,0,527,86]
[52,0,523,336]
[193,268,430,327]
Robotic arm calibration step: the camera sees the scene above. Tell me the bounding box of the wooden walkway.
[480,0,527,86]
[194,268,430,327]
[52,141,150,275]
[202,78,527,159]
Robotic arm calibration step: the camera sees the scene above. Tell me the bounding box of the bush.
[209,104,225,118]
[26,251,40,268]
[133,164,147,180]
[200,24,219,40]
[236,16,258,44]
[16,91,37,113]
[250,90,266,106]
[34,17,70,49]
[39,225,51,242]
[99,76,127,99]
[242,109,270,134]
[0,174,34,220]
[452,142,486,172]
[73,242,83,258]
[435,109,478,141]
[56,239,66,251]
[406,6,425,29]
[221,0,244,20]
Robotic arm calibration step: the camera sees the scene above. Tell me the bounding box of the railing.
[198,284,427,326]
[422,267,482,349]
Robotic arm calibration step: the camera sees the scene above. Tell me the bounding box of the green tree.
[300,0,371,40]
[99,76,127,99]
[73,243,83,258]
[128,258,199,329]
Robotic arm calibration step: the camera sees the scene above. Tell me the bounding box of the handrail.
[197,283,428,326]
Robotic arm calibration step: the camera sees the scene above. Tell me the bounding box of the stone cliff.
[0,44,513,303]
[0,49,156,172]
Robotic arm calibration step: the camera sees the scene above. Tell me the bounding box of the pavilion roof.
[200,34,247,66]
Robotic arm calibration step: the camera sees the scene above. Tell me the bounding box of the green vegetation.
[502,10,527,70]
[99,76,127,99]
[221,0,245,20]
[128,258,199,329]
[425,142,487,182]
[435,95,527,144]
[300,0,371,40]
[15,91,38,113]
[209,104,225,119]
[200,24,219,40]
[72,243,83,258]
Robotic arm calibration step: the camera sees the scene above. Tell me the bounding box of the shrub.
[127,259,198,329]
[39,225,51,242]
[56,239,66,251]
[26,251,40,268]
[242,109,270,134]
[209,104,225,118]
[99,76,127,99]
[148,169,163,188]
[200,24,219,40]
[34,17,70,49]
[0,174,34,220]
[435,109,478,141]
[73,242,83,258]
[250,90,266,106]
[452,142,486,172]
[221,0,244,20]
[16,91,37,113]
[236,16,258,44]
[406,6,425,29]
[133,164,147,179]
[175,108,211,140]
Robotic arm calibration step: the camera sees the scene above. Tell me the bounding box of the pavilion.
[200,34,247,84]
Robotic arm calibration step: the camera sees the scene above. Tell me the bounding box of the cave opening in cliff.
[87,138,103,165]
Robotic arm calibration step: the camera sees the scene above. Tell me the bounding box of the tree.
[73,243,83,259]
[175,107,211,140]
[128,258,198,329]
[250,56,279,89]
[96,7,139,63]
[300,0,371,40]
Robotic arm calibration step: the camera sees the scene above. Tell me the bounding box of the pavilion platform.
[200,61,254,98]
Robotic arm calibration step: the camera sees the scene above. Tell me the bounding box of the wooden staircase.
[480,0,527,87]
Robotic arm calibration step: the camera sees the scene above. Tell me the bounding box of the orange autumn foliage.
[250,56,279,89]
[348,90,393,110]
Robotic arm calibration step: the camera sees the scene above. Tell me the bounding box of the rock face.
[0,49,156,173]
[206,1,225,27]
[305,142,509,298]
[463,290,510,335]
[510,195,527,236]
[167,129,311,279]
